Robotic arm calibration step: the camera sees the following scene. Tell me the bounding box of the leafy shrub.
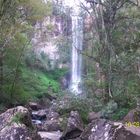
[2,83,31,106]
[0,104,6,113]
[101,100,118,119]
[25,51,51,72]
[70,98,92,124]
[57,95,103,124]
[111,108,129,121]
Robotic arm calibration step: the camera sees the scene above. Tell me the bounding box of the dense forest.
[0,0,140,140]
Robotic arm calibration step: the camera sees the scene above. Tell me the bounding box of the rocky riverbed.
[1,97,140,140]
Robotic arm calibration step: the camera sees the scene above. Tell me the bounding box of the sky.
[63,0,85,7]
[63,0,87,15]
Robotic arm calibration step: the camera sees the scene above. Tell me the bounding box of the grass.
[1,60,67,107]
[11,112,23,124]
[21,67,61,101]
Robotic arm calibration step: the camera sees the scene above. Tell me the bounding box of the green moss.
[21,67,61,100]
[11,112,34,130]
[11,113,24,124]
[2,61,66,107]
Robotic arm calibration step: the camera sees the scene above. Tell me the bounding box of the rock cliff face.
[31,13,71,68]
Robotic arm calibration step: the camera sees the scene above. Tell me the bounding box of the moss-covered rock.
[0,106,40,140]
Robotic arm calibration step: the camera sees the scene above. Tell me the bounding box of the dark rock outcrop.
[32,108,62,132]
[114,125,140,140]
[40,120,61,131]
[80,119,109,140]
[29,102,42,111]
[32,109,47,121]
[88,112,101,123]
[61,111,84,140]
[123,108,140,122]
[38,131,62,140]
[80,119,140,140]
[0,106,41,140]
[60,72,71,89]
[47,110,60,120]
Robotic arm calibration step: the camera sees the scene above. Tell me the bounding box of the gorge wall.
[31,9,72,69]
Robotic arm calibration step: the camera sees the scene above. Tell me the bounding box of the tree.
[81,0,140,105]
[0,0,52,106]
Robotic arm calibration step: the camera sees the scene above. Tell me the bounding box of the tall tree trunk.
[0,45,3,94]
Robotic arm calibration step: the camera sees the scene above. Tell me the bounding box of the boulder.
[49,100,58,112]
[80,119,140,140]
[38,98,52,109]
[0,106,41,140]
[40,120,61,131]
[32,109,47,120]
[61,111,84,140]
[80,119,109,140]
[29,102,41,111]
[123,109,140,122]
[0,123,41,140]
[88,112,101,122]
[38,131,62,140]
[114,125,140,140]
[44,93,56,101]
[47,110,60,120]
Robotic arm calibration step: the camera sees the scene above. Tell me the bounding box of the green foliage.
[111,108,129,121]
[11,111,33,130]
[11,112,24,124]
[25,0,52,19]
[83,0,140,114]
[58,100,90,124]
[1,62,63,106]
[25,51,51,71]
[2,84,31,105]
[1,37,67,106]
[47,68,68,80]
[21,67,60,99]
[70,98,91,124]
[0,104,6,113]
[101,100,118,119]
[0,0,54,107]
[25,50,69,74]
[0,0,59,107]
[58,95,103,124]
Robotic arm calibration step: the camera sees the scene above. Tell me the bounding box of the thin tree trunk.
[0,45,4,94]
[10,41,31,104]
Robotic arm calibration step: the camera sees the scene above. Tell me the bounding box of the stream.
[31,105,63,140]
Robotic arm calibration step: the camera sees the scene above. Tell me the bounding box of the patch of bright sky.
[64,0,81,7]
[64,0,85,8]
[64,0,92,13]
[63,0,87,14]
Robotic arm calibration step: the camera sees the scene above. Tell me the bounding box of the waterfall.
[70,13,83,94]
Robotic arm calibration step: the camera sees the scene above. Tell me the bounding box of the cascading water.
[70,10,83,94]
